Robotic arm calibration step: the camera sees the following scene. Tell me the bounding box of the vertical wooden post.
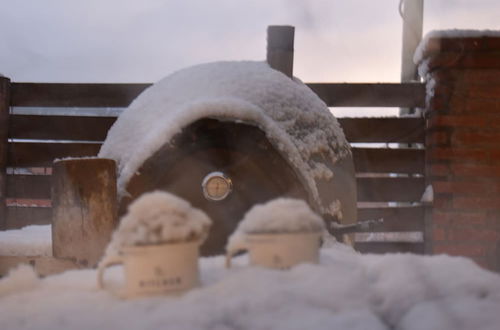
[400,0,424,82]
[400,0,424,116]
[0,76,10,230]
[52,158,117,267]
[267,25,295,78]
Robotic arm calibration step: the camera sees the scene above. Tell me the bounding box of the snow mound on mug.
[227,198,325,251]
[107,191,212,252]
[238,198,325,234]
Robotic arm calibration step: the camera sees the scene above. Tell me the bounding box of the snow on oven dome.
[98,61,351,212]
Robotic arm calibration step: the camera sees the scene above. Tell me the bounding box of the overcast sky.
[1,0,499,84]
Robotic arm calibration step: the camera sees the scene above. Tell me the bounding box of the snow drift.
[1,245,500,330]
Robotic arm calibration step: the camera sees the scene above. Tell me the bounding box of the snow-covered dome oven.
[99,61,357,255]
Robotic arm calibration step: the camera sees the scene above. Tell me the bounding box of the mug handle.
[225,239,249,268]
[97,254,124,295]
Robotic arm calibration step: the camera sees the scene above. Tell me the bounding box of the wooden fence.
[1,80,427,254]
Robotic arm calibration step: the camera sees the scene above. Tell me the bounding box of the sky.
[1,0,499,117]
[1,0,500,84]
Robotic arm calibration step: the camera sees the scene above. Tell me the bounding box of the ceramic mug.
[225,232,322,269]
[97,240,200,298]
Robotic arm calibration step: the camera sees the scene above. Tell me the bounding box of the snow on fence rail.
[0,79,427,255]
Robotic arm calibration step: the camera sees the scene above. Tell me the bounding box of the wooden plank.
[0,256,82,276]
[9,115,424,144]
[11,82,425,108]
[0,77,10,229]
[11,83,150,107]
[355,231,423,243]
[5,192,426,228]
[6,206,52,229]
[357,206,424,232]
[357,177,425,202]
[339,117,424,143]
[4,207,425,233]
[9,115,116,141]
[3,151,423,201]
[5,206,425,234]
[267,25,294,78]
[7,142,101,167]
[352,148,424,174]
[308,83,426,107]
[355,242,425,254]
[7,174,51,199]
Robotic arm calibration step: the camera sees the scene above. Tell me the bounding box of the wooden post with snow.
[400,0,424,115]
[267,25,295,78]
[52,158,117,267]
[400,0,424,82]
[0,76,10,230]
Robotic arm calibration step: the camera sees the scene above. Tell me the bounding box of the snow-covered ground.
[0,225,52,257]
[1,244,500,330]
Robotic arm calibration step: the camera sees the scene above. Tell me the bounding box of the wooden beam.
[10,82,426,108]
[7,174,51,199]
[6,206,51,229]
[9,116,424,144]
[355,241,425,254]
[5,172,426,205]
[308,82,426,107]
[0,77,10,229]
[357,177,425,202]
[353,148,425,174]
[9,115,116,141]
[339,117,424,143]
[7,142,101,167]
[7,142,425,175]
[357,206,425,232]
[11,83,150,107]
[267,25,295,78]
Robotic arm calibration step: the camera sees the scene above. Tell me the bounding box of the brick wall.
[419,35,500,271]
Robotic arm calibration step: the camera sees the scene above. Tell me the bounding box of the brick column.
[419,34,500,271]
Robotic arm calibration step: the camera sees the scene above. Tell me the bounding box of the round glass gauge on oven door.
[201,172,233,201]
